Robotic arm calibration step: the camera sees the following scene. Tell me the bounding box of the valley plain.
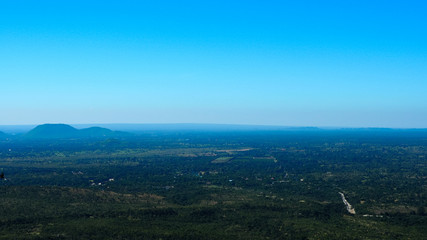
[0,125,426,239]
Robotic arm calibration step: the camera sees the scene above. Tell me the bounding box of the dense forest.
[0,126,426,239]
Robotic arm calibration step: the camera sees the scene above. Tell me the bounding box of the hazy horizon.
[2,1,426,128]
[1,122,426,132]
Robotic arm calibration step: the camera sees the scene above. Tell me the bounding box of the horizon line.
[0,122,427,130]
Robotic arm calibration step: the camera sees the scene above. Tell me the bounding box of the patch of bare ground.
[216,148,253,154]
[211,157,233,163]
[199,200,218,206]
[372,205,418,215]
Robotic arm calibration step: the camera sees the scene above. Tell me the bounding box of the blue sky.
[1,1,426,127]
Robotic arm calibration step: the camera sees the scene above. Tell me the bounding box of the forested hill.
[24,124,130,139]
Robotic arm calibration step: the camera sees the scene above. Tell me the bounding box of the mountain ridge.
[24,124,129,139]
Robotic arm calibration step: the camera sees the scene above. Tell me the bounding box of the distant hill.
[24,124,130,139]
[25,124,79,139]
[79,126,111,135]
[79,127,131,138]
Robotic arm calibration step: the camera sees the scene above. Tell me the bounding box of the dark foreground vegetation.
[0,126,426,239]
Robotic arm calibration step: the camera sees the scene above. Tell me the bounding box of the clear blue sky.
[1,1,426,127]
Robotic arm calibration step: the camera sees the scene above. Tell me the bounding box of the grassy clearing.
[211,157,233,163]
